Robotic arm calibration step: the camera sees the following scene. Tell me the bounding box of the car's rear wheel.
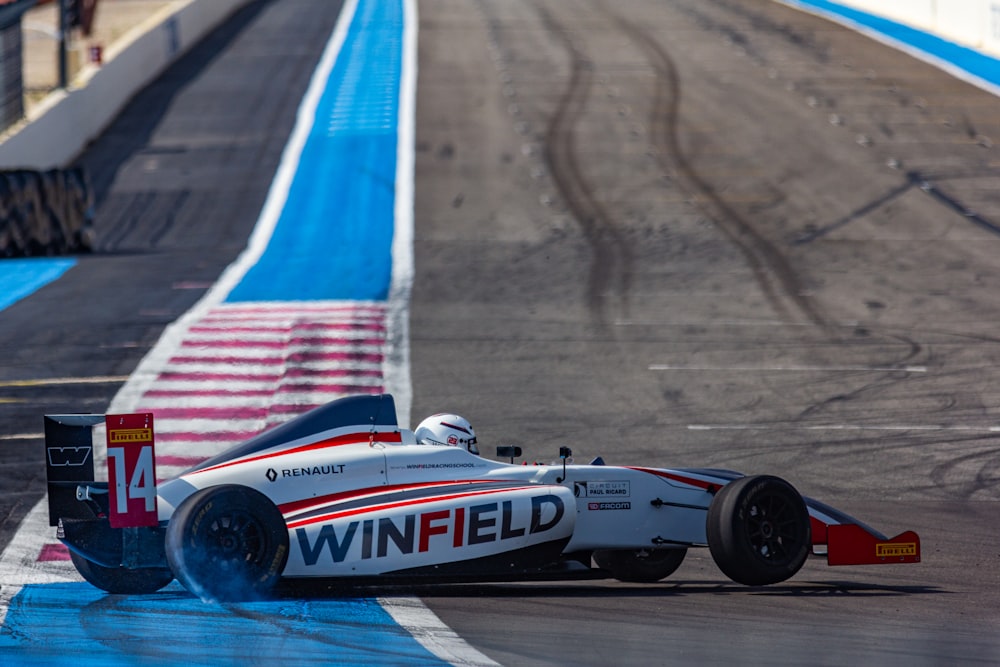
[69,550,173,594]
[706,475,810,586]
[165,485,289,601]
[593,547,687,582]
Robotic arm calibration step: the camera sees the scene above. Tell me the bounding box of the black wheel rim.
[204,510,268,569]
[744,492,802,566]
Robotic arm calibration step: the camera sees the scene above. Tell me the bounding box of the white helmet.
[415,413,479,455]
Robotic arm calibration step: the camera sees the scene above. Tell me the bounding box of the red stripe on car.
[626,466,718,491]
[286,485,540,529]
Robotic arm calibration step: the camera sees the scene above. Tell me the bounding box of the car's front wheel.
[706,475,811,586]
[165,485,289,601]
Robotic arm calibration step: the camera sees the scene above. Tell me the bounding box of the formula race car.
[44,394,920,600]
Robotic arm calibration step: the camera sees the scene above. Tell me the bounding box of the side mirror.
[496,445,522,463]
[556,446,572,482]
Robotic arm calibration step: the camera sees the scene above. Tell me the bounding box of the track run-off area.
[2,0,1000,664]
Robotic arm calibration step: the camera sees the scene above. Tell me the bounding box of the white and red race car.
[44,394,920,600]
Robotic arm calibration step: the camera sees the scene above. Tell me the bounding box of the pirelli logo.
[876,542,917,558]
[108,428,153,443]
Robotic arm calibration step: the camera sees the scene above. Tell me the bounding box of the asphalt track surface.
[2,0,1000,665]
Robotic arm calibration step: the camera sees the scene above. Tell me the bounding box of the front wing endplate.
[825,524,921,566]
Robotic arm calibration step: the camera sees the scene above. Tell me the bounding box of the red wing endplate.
[105,413,159,529]
[816,520,920,566]
[805,498,920,566]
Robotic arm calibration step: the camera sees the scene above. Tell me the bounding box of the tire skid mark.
[698,0,832,64]
[929,439,1000,500]
[598,0,827,329]
[534,3,634,327]
[590,0,940,428]
[783,326,926,421]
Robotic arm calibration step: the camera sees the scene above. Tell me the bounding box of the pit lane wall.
[0,0,254,170]
[793,0,1000,58]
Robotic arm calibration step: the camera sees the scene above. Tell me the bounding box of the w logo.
[47,446,92,467]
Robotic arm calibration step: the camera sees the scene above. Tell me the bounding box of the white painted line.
[144,379,278,392]
[167,343,386,359]
[688,424,1000,432]
[380,596,501,667]
[0,433,43,441]
[150,417,265,431]
[145,377,384,393]
[182,330,382,343]
[136,393,361,409]
[385,0,416,431]
[650,364,927,372]
[616,318,792,327]
[143,439,245,449]
[159,360,384,374]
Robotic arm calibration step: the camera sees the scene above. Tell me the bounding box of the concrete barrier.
[818,0,1000,57]
[0,0,253,170]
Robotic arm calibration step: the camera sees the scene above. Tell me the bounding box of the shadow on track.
[276,578,943,601]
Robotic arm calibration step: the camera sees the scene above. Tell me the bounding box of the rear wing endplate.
[44,413,158,528]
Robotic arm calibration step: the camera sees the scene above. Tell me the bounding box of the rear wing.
[44,413,159,528]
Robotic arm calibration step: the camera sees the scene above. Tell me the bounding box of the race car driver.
[414,414,479,455]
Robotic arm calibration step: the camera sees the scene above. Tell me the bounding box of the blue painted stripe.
[0,582,449,666]
[0,258,76,311]
[785,0,1000,88]
[226,0,403,303]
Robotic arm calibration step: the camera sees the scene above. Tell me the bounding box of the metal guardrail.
[0,1,35,131]
[3,0,109,132]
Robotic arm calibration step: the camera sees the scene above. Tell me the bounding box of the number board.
[105,413,158,528]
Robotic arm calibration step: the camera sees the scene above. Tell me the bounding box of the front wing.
[806,497,920,566]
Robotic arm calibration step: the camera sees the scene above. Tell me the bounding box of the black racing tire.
[165,485,289,601]
[593,548,687,583]
[706,475,811,586]
[69,550,173,595]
